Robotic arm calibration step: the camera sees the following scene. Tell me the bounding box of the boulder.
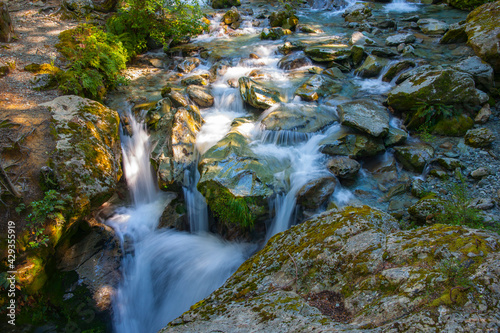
[475,104,491,123]
[349,31,377,46]
[261,103,338,134]
[417,18,449,35]
[304,46,351,62]
[320,129,386,159]
[299,24,323,34]
[387,68,487,112]
[269,10,299,30]
[211,0,240,9]
[295,74,345,101]
[384,127,408,147]
[239,77,282,109]
[448,0,492,11]
[464,127,496,148]
[187,85,214,108]
[40,96,122,217]
[393,143,434,173]
[408,198,445,223]
[0,1,14,42]
[92,0,118,12]
[198,130,290,229]
[453,56,494,92]
[385,33,416,46]
[337,99,390,138]
[149,99,204,187]
[297,176,337,210]
[465,1,500,72]
[177,57,201,73]
[63,0,94,15]
[370,47,399,58]
[440,22,468,44]
[277,52,312,70]
[260,27,289,40]
[159,207,500,333]
[181,75,209,86]
[342,3,372,23]
[327,156,361,179]
[382,60,416,82]
[354,55,389,78]
[166,90,189,108]
[222,7,241,26]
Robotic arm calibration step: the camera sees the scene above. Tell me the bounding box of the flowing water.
[107,1,469,331]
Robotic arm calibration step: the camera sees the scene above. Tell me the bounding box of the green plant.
[438,258,472,289]
[407,102,458,131]
[56,24,129,100]
[435,180,484,229]
[25,190,70,249]
[106,0,207,56]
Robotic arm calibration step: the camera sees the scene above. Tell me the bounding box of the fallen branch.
[0,160,22,198]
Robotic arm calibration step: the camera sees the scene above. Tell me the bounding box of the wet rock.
[410,178,426,198]
[209,60,230,82]
[277,51,311,70]
[261,104,338,134]
[327,156,360,179]
[0,2,15,42]
[299,24,323,34]
[475,104,491,124]
[394,143,434,173]
[370,47,399,58]
[166,90,189,108]
[159,206,500,333]
[297,176,337,210]
[320,130,386,159]
[323,67,346,79]
[222,7,241,26]
[181,75,209,86]
[465,2,500,72]
[278,41,305,55]
[470,167,490,179]
[453,56,494,92]
[211,0,240,9]
[384,127,408,147]
[177,57,201,73]
[377,19,396,29]
[295,74,344,101]
[198,130,289,229]
[269,10,298,30]
[387,68,487,112]
[337,99,390,138]
[408,197,445,223]
[187,85,214,108]
[304,46,351,62]
[437,157,464,171]
[382,60,415,82]
[464,127,496,148]
[238,77,282,109]
[354,55,389,78]
[440,22,468,44]
[469,197,495,210]
[342,3,372,23]
[417,18,449,35]
[260,27,289,40]
[385,33,416,46]
[40,96,122,216]
[349,31,377,46]
[350,45,365,66]
[150,101,203,187]
[449,0,492,11]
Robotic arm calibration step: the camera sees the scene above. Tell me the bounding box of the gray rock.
[453,56,494,92]
[181,75,209,86]
[277,51,312,70]
[342,3,372,22]
[63,0,94,15]
[470,167,490,179]
[417,18,449,34]
[469,198,495,210]
[394,143,434,173]
[386,33,416,46]
[320,130,386,159]
[475,104,491,124]
[177,57,201,73]
[354,55,389,78]
[349,31,377,46]
[327,156,361,179]
[337,99,390,137]
[187,85,214,108]
[464,127,496,148]
[440,22,467,44]
[437,157,464,171]
[295,74,346,101]
[370,47,399,58]
[297,176,337,209]
[382,60,416,82]
[384,127,408,147]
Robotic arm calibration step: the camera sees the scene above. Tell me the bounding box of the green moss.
[24,63,60,75]
[448,0,493,11]
[432,115,474,136]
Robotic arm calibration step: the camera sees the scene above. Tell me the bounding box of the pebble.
[471,167,490,179]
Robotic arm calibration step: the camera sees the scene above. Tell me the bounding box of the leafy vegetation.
[438,258,472,289]
[107,0,207,57]
[407,102,458,131]
[55,24,129,101]
[18,190,70,249]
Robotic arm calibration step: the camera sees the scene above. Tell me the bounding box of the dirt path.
[0,0,77,223]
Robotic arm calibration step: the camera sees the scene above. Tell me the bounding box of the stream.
[104,0,470,331]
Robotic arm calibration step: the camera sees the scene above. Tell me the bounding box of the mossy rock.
[447,0,493,11]
[211,0,241,9]
[159,206,500,332]
[24,63,60,74]
[269,11,298,30]
[432,114,474,136]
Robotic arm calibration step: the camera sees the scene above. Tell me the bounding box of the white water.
[384,0,420,13]
[109,115,252,333]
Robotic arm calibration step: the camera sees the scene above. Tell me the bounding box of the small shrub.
[407,102,458,131]
[55,24,129,101]
[438,258,471,289]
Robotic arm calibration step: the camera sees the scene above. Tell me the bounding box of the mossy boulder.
[354,55,389,78]
[337,99,390,138]
[62,0,94,16]
[0,2,14,42]
[260,27,290,40]
[295,74,347,102]
[382,60,416,82]
[198,130,290,230]
[160,207,500,332]
[269,11,299,30]
[394,143,434,173]
[342,3,372,23]
[40,95,122,219]
[327,156,361,179]
[465,1,500,72]
[440,22,468,44]
[222,7,241,26]
[239,77,282,110]
[320,128,386,159]
[448,0,494,11]
[387,68,488,112]
[384,127,408,147]
[211,0,240,9]
[187,85,214,108]
[304,46,351,62]
[432,114,474,136]
[408,197,446,223]
[464,127,496,147]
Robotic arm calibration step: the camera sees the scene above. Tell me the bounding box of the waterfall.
[183,166,209,233]
[108,114,252,333]
[384,0,419,13]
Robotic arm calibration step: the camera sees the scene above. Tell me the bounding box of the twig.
[0,160,22,198]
